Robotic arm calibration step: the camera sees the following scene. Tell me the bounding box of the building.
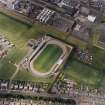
[48,13,74,32]
[87,15,96,22]
[0,0,15,9]
[58,0,79,7]
[36,8,55,23]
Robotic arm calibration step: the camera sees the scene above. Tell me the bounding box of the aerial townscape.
[1,0,105,105]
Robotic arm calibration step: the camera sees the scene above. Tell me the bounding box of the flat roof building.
[87,15,96,22]
[0,0,15,9]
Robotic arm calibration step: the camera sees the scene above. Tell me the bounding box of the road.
[0,90,77,104]
[1,86,105,105]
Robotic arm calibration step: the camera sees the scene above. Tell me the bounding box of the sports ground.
[0,12,105,88]
[33,44,62,73]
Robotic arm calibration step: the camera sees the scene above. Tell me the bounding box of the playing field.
[0,13,30,79]
[33,44,62,73]
[91,47,105,70]
[0,13,30,62]
[64,55,105,88]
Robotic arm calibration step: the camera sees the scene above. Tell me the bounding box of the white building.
[87,15,96,22]
[36,8,55,23]
[0,0,15,9]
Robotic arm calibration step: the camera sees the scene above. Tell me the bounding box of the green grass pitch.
[33,44,62,73]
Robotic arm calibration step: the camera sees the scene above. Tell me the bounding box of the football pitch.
[33,44,62,73]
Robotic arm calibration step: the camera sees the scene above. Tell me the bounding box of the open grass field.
[91,25,105,70]
[91,46,105,70]
[64,58,103,87]
[0,13,30,80]
[33,44,62,73]
[0,13,30,63]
